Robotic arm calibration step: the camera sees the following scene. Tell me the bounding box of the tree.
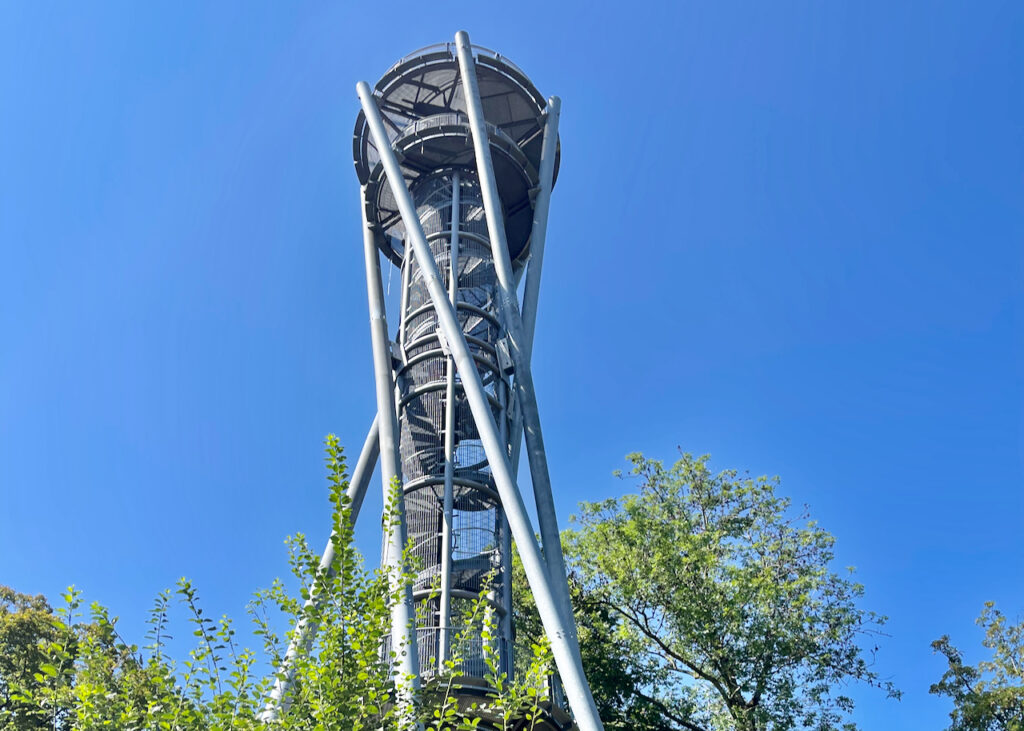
[512,553,668,730]
[0,586,77,731]
[931,602,1024,731]
[556,451,897,731]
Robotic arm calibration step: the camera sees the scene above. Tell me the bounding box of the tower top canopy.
[352,42,558,186]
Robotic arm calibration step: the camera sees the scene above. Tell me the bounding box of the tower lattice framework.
[263,31,604,731]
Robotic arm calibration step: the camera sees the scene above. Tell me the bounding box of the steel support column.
[437,170,460,668]
[511,95,561,474]
[508,95,563,705]
[454,30,581,665]
[361,186,421,704]
[520,96,560,359]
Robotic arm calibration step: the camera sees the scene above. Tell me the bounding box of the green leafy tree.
[512,556,668,730]
[0,586,78,731]
[931,602,1024,731]
[557,451,897,731]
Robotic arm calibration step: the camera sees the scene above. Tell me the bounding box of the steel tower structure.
[263,32,603,731]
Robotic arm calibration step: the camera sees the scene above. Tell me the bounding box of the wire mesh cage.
[394,170,513,681]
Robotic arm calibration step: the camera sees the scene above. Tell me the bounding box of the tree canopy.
[536,451,898,731]
[0,586,77,730]
[931,602,1024,731]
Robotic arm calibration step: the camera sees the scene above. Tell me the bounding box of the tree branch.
[634,689,710,731]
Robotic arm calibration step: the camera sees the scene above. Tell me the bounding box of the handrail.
[396,112,519,150]
[387,42,526,78]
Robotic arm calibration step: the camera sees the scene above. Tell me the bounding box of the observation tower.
[264,32,603,731]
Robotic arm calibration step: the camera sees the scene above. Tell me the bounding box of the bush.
[1,436,553,731]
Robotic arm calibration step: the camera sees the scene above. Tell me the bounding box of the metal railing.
[415,627,510,679]
[387,42,527,79]
[396,112,519,151]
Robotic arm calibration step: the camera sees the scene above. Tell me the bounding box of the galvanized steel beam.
[454,27,582,675]
[361,187,421,711]
[520,96,560,359]
[438,170,460,668]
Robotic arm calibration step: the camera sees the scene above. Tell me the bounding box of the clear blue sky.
[2,2,1021,727]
